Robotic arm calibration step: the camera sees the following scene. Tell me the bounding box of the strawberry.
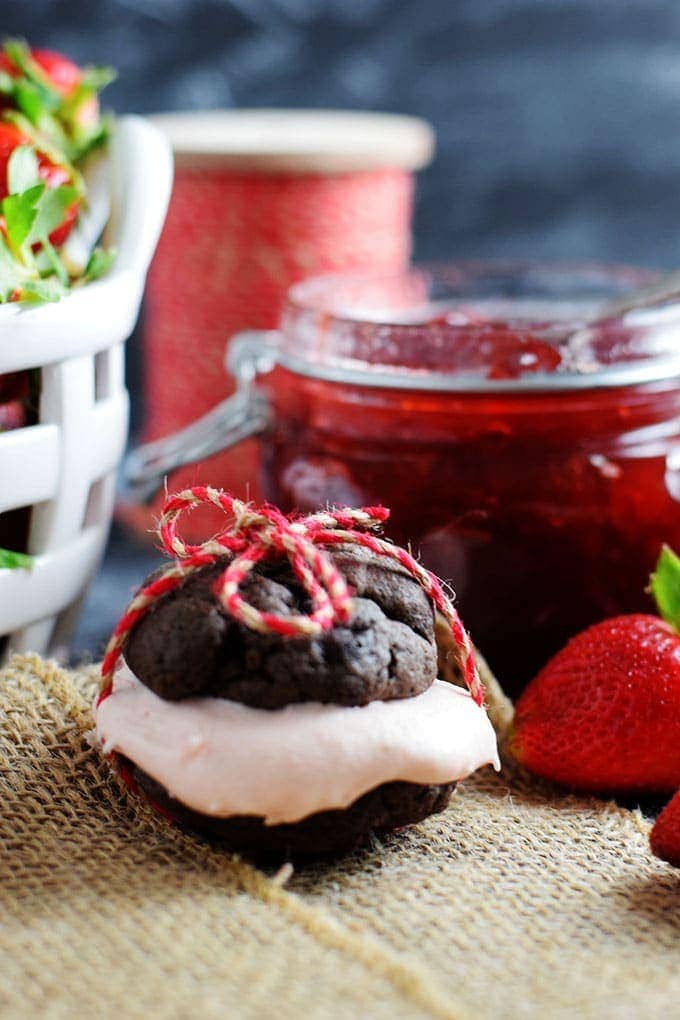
[0,47,81,97]
[2,47,101,134]
[0,121,69,195]
[508,545,680,795]
[0,39,114,160]
[30,49,82,97]
[650,789,680,868]
[0,398,26,431]
[0,370,29,403]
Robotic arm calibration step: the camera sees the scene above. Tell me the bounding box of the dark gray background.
[7,0,680,266]
[5,0,678,657]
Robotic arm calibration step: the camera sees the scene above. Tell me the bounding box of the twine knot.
[100,486,483,706]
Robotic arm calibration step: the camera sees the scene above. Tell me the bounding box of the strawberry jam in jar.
[127,263,680,695]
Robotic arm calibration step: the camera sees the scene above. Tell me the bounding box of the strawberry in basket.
[0,38,115,303]
[0,39,114,159]
[0,118,81,303]
[0,369,30,431]
[0,120,79,249]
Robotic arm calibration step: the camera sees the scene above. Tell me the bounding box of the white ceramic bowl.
[0,115,172,658]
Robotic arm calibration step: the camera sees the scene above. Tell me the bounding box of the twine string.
[99,486,484,706]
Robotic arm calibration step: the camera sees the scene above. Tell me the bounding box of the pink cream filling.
[94,663,500,826]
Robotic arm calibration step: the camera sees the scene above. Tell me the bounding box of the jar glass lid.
[280,262,680,391]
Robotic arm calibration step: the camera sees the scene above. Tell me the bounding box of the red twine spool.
[100,485,483,708]
[120,111,434,541]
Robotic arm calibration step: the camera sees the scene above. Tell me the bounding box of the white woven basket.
[0,115,172,659]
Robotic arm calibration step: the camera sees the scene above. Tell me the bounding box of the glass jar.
[126,263,680,695]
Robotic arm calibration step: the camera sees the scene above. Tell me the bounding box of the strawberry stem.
[650,544,680,632]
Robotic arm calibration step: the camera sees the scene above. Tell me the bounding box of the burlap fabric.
[1,653,678,1020]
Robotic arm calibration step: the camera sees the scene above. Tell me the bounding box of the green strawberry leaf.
[650,545,680,631]
[0,69,14,94]
[69,116,111,162]
[39,236,69,285]
[2,182,44,251]
[4,39,37,79]
[13,80,52,125]
[29,185,79,245]
[3,112,85,197]
[80,65,117,92]
[32,247,54,274]
[0,231,38,301]
[4,39,60,108]
[21,275,68,303]
[33,110,76,163]
[83,246,115,282]
[0,546,34,570]
[7,144,39,194]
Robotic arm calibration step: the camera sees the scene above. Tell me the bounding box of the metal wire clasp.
[122,331,279,504]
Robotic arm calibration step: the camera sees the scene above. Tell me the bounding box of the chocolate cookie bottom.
[127,760,455,859]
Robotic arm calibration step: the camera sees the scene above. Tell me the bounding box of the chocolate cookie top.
[123,544,437,709]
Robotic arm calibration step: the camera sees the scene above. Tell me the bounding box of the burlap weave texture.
[1,654,678,1020]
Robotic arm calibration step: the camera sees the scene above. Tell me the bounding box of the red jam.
[258,266,680,695]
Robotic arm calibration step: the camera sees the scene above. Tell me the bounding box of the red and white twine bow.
[99,486,483,706]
